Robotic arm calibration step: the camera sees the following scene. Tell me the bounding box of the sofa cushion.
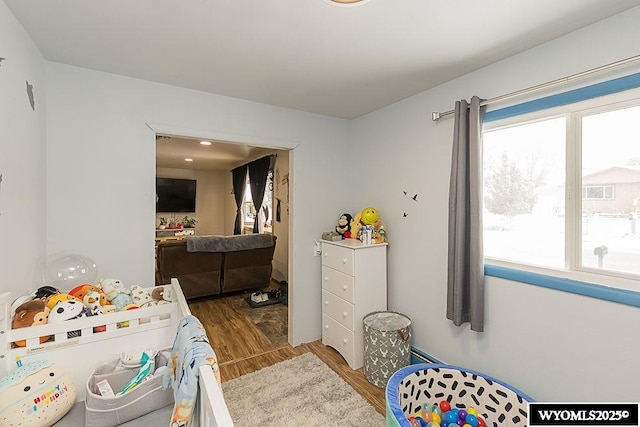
[186,234,274,252]
[156,240,223,299]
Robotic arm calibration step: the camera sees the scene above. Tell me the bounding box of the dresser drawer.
[322,290,355,330]
[321,243,354,275]
[321,266,354,303]
[322,314,355,362]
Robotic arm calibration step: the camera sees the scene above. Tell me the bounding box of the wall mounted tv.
[156,177,197,212]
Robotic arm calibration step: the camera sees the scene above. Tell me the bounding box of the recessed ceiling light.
[184,158,194,162]
[200,141,212,146]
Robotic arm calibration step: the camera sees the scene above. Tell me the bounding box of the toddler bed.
[0,278,234,427]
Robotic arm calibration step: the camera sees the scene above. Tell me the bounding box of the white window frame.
[482,87,640,293]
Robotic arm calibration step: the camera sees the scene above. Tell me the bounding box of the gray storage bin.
[85,352,174,427]
[363,311,412,388]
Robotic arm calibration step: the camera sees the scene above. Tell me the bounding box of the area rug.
[221,352,385,426]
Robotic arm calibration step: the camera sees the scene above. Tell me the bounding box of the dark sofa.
[156,234,276,299]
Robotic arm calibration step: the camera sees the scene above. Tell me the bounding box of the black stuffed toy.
[335,213,353,238]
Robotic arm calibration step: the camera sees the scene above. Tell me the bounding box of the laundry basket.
[363,311,412,388]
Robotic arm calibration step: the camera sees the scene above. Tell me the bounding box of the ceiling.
[156,136,276,171]
[6,0,640,120]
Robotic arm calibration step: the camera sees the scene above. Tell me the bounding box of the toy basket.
[386,363,534,427]
[84,351,173,427]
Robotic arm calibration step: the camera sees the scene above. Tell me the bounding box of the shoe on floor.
[251,292,267,303]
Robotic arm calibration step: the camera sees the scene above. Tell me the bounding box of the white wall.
[0,2,47,297]
[45,63,350,345]
[349,7,640,401]
[272,151,290,283]
[156,167,226,235]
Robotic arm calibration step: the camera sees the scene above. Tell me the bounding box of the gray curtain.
[447,96,485,332]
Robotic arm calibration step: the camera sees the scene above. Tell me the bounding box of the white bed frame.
[0,278,234,426]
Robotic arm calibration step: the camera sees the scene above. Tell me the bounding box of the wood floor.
[188,291,386,416]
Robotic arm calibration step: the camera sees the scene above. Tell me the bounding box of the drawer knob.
[325,325,328,330]
[342,258,347,264]
[342,285,347,291]
[343,312,347,317]
[343,338,348,344]
[323,252,328,257]
[325,301,329,305]
[324,277,328,281]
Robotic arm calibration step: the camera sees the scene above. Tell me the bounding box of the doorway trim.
[147,122,297,346]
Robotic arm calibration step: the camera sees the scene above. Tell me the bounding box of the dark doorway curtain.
[247,156,271,233]
[232,165,247,235]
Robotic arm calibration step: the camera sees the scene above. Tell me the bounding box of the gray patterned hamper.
[363,311,412,388]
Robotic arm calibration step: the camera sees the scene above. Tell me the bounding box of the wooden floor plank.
[188,292,386,416]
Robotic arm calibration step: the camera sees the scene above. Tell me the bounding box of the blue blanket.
[162,315,221,427]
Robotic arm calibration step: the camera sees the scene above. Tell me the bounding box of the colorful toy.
[120,350,155,395]
[98,278,134,311]
[69,284,108,307]
[33,285,61,300]
[48,299,87,338]
[360,207,379,225]
[11,300,51,347]
[130,285,156,308]
[45,293,81,311]
[152,286,175,304]
[0,360,77,427]
[335,213,352,238]
[406,401,487,427]
[349,212,362,239]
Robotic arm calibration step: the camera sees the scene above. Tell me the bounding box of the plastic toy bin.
[385,363,534,427]
[363,311,412,388]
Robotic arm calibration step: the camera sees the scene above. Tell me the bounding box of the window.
[582,185,614,200]
[483,89,640,290]
[242,170,274,233]
[483,117,566,269]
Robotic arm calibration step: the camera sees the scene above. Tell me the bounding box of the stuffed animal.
[152,286,175,305]
[10,286,61,315]
[0,360,77,427]
[69,284,109,307]
[373,219,387,243]
[34,285,61,300]
[98,278,134,311]
[335,213,352,238]
[82,289,115,316]
[45,293,81,311]
[11,300,51,347]
[130,285,156,308]
[349,212,362,240]
[48,299,88,338]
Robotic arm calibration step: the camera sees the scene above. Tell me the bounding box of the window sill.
[484,264,640,308]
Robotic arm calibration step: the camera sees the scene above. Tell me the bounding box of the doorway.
[154,132,293,346]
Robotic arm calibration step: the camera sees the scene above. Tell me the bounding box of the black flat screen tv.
[156,177,197,213]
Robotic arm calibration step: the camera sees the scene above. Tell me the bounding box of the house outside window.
[482,88,640,288]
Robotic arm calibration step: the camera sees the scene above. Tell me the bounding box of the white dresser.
[321,239,387,369]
